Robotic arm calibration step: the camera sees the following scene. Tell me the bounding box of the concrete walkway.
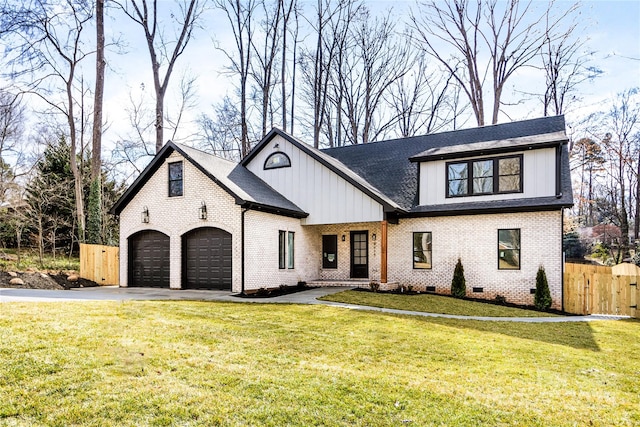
[0,286,629,323]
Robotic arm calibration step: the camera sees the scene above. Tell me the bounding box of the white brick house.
[111,116,572,309]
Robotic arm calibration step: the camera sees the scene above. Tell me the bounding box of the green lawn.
[1,301,638,426]
[319,290,560,317]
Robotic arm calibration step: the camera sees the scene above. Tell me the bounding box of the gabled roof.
[110,141,307,218]
[322,115,572,211]
[243,128,405,213]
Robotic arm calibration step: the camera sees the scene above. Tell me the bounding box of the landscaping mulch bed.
[351,286,569,316]
[0,271,98,290]
[235,283,310,298]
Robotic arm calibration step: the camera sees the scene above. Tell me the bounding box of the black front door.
[350,231,368,278]
[322,235,338,269]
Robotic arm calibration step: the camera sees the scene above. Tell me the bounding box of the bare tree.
[115,0,205,153]
[0,89,26,205]
[540,11,600,117]
[250,0,283,138]
[198,96,243,161]
[384,57,459,138]
[299,0,361,148]
[216,0,257,157]
[92,0,106,181]
[1,0,94,242]
[584,89,640,258]
[280,0,299,133]
[410,0,576,126]
[338,8,413,145]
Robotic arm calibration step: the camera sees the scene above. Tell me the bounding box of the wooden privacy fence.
[564,263,639,318]
[79,244,119,286]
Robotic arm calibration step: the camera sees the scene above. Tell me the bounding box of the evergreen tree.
[451,258,466,298]
[534,266,552,310]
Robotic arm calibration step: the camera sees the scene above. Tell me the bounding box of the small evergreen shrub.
[451,258,466,298]
[534,265,552,310]
[369,281,380,292]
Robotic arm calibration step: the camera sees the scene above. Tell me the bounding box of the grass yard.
[1,301,639,426]
[320,289,560,317]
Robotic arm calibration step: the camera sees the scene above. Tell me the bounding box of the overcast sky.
[100,0,640,154]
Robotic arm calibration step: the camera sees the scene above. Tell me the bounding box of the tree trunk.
[91,0,105,180]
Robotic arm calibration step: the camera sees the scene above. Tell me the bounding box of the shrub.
[369,281,380,292]
[451,258,466,298]
[534,266,552,310]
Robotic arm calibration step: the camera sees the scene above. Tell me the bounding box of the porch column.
[381,220,388,283]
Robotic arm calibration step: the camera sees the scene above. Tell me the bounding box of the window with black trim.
[264,152,291,169]
[168,161,183,197]
[278,230,295,269]
[447,155,522,197]
[413,232,432,269]
[287,232,295,269]
[278,231,286,269]
[498,229,520,270]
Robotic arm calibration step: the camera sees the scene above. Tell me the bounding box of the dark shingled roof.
[321,115,573,212]
[111,141,306,218]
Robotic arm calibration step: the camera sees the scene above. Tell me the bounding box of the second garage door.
[182,227,232,290]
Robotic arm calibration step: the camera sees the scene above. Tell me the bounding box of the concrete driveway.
[0,286,628,323]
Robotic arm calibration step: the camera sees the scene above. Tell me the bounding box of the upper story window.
[264,152,291,170]
[447,155,522,197]
[168,161,183,197]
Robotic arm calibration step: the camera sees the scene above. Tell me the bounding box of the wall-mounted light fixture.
[141,206,149,223]
[372,233,377,241]
[199,201,208,220]
[273,142,280,149]
[342,234,346,242]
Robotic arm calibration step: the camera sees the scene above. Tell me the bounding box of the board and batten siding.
[418,147,557,206]
[246,134,384,225]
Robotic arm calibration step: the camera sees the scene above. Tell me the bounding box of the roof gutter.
[241,207,248,295]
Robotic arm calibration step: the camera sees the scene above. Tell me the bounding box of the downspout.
[241,207,249,294]
[561,208,565,312]
[555,143,563,198]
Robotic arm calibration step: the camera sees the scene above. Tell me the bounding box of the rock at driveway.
[8,271,18,277]
[9,277,25,285]
[67,274,79,282]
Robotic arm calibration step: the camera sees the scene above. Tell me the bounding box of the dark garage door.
[129,230,170,288]
[182,227,232,290]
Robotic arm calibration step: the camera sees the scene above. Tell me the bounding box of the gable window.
[278,230,295,269]
[168,162,183,197]
[498,229,520,270]
[264,152,291,170]
[413,232,432,269]
[447,155,522,197]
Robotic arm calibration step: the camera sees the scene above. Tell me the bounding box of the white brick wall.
[119,152,242,291]
[386,210,563,309]
[243,210,319,290]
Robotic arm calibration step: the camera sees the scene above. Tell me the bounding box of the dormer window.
[446,155,522,197]
[264,152,291,170]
